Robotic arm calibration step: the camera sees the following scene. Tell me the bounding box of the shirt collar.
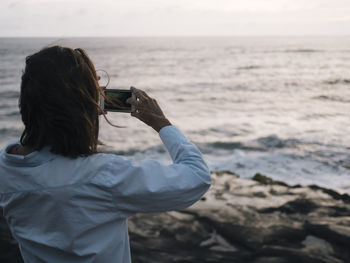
[2,141,57,167]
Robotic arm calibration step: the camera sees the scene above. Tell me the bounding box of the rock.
[260,198,319,214]
[252,173,289,187]
[305,220,350,248]
[1,172,350,262]
[308,184,350,204]
[129,172,350,262]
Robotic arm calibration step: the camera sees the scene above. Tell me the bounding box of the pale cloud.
[0,0,349,36]
[7,1,22,9]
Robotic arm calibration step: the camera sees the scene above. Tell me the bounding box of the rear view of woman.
[0,46,211,262]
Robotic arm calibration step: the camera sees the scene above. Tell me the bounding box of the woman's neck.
[8,144,35,156]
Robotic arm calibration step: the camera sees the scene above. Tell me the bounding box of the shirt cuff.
[159,126,188,147]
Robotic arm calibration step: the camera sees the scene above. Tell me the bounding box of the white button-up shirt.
[0,126,211,263]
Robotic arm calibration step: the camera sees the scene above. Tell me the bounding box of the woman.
[0,46,211,262]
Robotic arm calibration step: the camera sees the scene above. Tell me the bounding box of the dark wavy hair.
[19,46,104,158]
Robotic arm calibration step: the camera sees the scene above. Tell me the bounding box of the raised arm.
[106,125,211,215]
[95,87,211,216]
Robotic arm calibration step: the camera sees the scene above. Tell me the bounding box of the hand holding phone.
[126,87,172,132]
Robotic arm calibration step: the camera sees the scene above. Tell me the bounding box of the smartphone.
[101,89,136,113]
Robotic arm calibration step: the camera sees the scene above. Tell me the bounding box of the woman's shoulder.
[86,151,128,165]
[76,152,131,176]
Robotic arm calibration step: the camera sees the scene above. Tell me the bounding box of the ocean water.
[0,37,350,193]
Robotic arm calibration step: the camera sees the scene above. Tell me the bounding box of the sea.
[0,37,350,194]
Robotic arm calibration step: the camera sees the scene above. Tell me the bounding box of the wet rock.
[129,172,350,262]
[308,184,350,204]
[253,173,288,187]
[260,198,319,214]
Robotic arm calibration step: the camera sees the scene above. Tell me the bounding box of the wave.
[339,159,350,170]
[0,90,20,99]
[0,103,14,110]
[313,95,350,103]
[255,135,300,149]
[198,136,301,152]
[4,111,20,117]
[101,138,299,156]
[204,141,261,151]
[209,150,350,194]
[0,127,21,137]
[284,49,322,53]
[323,79,350,85]
[0,49,9,56]
[189,127,240,137]
[100,135,350,163]
[237,65,261,70]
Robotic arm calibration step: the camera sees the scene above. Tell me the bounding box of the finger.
[126,97,141,106]
[131,86,152,101]
[131,107,153,115]
[131,111,141,119]
[138,89,151,99]
[131,87,149,101]
[134,90,147,101]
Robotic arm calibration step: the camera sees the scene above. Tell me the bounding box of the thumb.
[131,111,141,119]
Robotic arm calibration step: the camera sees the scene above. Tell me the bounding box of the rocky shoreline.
[1,172,350,263]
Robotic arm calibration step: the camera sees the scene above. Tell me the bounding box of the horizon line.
[0,34,350,38]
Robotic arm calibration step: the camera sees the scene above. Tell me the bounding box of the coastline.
[1,172,350,262]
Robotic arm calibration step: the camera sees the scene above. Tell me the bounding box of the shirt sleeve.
[95,126,211,217]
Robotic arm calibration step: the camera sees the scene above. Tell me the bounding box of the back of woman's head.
[20,45,100,158]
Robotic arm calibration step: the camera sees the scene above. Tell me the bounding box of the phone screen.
[104,89,132,112]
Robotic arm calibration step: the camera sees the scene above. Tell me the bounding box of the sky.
[1,0,350,37]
